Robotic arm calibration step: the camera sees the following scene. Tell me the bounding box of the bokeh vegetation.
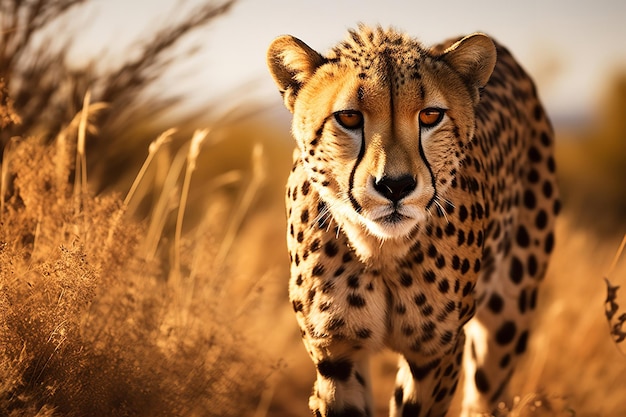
[1,1,626,416]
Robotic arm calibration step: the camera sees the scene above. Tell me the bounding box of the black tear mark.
[348,126,366,212]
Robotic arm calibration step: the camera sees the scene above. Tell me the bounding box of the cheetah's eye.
[419,108,445,128]
[334,110,364,130]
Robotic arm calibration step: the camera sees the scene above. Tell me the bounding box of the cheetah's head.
[267,26,495,249]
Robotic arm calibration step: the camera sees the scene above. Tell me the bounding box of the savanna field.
[1,1,626,416]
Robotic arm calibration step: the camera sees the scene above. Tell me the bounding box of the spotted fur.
[267,25,559,417]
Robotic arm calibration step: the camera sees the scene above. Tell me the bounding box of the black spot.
[474,258,481,273]
[324,241,339,257]
[487,293,504,313]
[542,181,553,198]
[523,190,536,209]
[516,225,530,247]
[347,274,359,288]
[462,282,473,296]
[292,300,303,312]
[440,330,453,345]
[408,358,440,381]
[495,321,517,345]
[322,281,334,293]
[547,155,556,172]
[528,146,542,163]
[467,230,475,246]
[327,317,345,331]
[401,401,421,417]
[312,264,325,276]
[317,359,352,381]
[515,330,529,354]
[400,273,413,287]
[297,231,304,243]
[300,209,309,224]
[301,180,311,195]
[414,293,427,306]
[428,244,438,258]
[474,368,490,393]
[421,304,434,316]
[310,239,321,252]
[435,255,446,268]
[356,328,372,339]
[347,293,366,308]
[509,256,524,283]
[461,258,470,274]
[413,251,424,264]
[499,354,511,369]
[452,255,460,270]
[394,387,404,407]
[553,199,561,215]
[459,205,468,222]
[334,266,345,277]
[475,203,484,219]
[457,230,466,246]
[342,252,352,263]
[423,270,436,283]
[319,302,331,312]
[445,222,456,236]
[295,274,303,285]
[527,168,539,183]
[438,279,450,294]
[435,387,448,403]
[535,210,548,230]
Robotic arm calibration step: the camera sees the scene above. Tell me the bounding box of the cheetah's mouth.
[379,211,407,224]
[364,203,424,239]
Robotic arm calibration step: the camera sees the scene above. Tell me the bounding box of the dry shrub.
[0,125,273,416]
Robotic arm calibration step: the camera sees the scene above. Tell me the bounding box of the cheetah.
[267,25,559,417]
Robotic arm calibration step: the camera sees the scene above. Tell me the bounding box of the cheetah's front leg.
[391,331,466,417]
[303,337,374,417]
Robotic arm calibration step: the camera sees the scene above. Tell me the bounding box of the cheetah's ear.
[267,35,325,112]
[440,33,496,99]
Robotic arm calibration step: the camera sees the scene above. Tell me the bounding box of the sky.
[68,0,626,123]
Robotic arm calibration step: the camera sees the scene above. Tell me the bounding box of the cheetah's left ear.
[267,35,325,113]
[440,33,497,97]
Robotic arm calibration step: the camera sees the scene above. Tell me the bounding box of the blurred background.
[1,1,626,416]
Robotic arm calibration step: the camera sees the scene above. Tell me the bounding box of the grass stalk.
[214,143,266,271]
[123,128,176,208]
[172,128,209,278]
[73,90,91,218]
[143,145,188,262]
[608,233,626,277]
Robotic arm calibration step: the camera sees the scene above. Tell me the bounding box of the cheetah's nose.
[373,175,417,203]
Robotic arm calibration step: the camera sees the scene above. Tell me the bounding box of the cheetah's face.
[268,28,495,241]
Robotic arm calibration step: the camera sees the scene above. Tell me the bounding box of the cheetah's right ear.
[267,35,325,112]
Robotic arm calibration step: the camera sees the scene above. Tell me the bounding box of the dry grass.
[0,101,279,416]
